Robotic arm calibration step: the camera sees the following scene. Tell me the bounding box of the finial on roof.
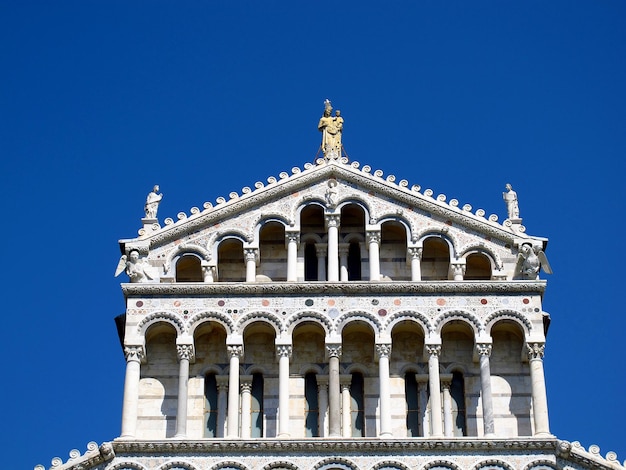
[318,99,344,160]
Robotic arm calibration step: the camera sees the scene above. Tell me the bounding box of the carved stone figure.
[325,179,338,207]
[144,185,163,219]
[318,100,343,158]
[115,250,153,283]
[515,244,552,280]
[503,183,519,220]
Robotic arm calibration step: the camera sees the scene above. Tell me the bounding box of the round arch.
[236,311,282,337]
[286,312,333,338]
[188,311,235,337]
[136,311,185,338]
[484,310,533,339]
[335,310,382,336]
[434,310,482,337]
[384,310,432,336]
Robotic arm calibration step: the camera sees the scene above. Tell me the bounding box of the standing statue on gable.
[318,99,343,159]
[144,185,163,219]
[503,183,520,220]
[515,244,552,280]
[115,250,154,283]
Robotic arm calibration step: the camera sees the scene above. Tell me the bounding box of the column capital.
[124,345,146,363]
[326,343,342,358]
[276,344,293,358]
[315,243,328,257]
[243,247,258,262]
[340,374,352,389]
[177,344,195,362]
[227,345,244,359]
[476,343,493,357]
[316,375,329,387]
[285,231,300,245]
[375,343,392,359]
[527,342,546,360]
[407,246,423,259]
[325,213,341,228]
[216,375,229,391]
[440,373,453,389]
[240,379,253,393]
[425,344,442,357]
[338,243,350,256]
[366,230,381,244]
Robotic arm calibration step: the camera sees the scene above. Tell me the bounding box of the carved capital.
[276,344,293,358]
[124,345,145,363]
[315,243,328,257]
[375,343,392,358]
[476,343,492,357]
[240,381,253,393]
[527,342,545,360]
[243,248,258,262]
[227,345,244,359]
[177,344,195,362]
[425,344,441,357]
[407,247,423,260]
[366,230,381,245]
[285,232,300,245]
[326,344,342,358]
[325,214,340,228]
[216,375,229,392]
[450,262,466,276]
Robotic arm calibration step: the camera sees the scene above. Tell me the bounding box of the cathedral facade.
[38,105,623,470]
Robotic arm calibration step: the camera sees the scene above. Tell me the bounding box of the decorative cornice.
[122,280,546,298]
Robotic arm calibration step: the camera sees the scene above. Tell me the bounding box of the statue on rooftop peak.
[502,183,520,220]
[318,99,343,159]
[144,185,162,219]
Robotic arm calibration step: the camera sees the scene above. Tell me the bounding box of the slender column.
[450,259,466,281]
[326,344,342,437]
[326,215,340,282]
[174,344,194,438]
[376,344,392,437]
[276,344,292,437]
[408,247,423,281]
[367,230,381,281]
[240,376,253,439]
[316,244,327,281]
[216,376,229,437]
[441,375,453,437]
[426,344,443,437]
[477,343,495,436]
[227,345,243,437]
[527,342,551,436]
[416,374,429,437]
[202,262,216,282]
[340,375,352,437]
[339,243,349,281]
[120,345,145,438]
[244,248,257,282]
[317,375,329,437]
[286,232,299,282]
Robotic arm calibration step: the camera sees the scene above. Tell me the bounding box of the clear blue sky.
[1,2,624,468]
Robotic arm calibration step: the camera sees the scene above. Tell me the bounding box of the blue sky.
[1,2,624,468]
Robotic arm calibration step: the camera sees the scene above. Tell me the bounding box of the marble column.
[216,376,229,437]
[326,214,340,282]
[339,243,349,281]
[227,345,243,438]
[316,244,327,281]
[174,344,194,438]
[317,375,329,437]
[120,345,144,439]
[426,344,443,437]
[276,344,292,437]
[416,374,429,437]
[441,375,453,437]
[340,375,352,437]
[286,231,299,282]
[367,230,381,281]
[244,248,257,282]
[477,343,495,436]
[327,344,342,437]
[408,247,423,281]
[527,342,551,436]
[376,344,392,437]
[240,376,253,439]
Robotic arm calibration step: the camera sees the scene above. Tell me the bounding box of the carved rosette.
[124,345,145,363]
[527,342,545,360]
[177,344,195,362]
[476,343,493,357]
[375,343,392,359]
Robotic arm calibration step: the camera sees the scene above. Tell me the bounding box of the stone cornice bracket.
[276,344,293,359]
[176,344,195,362]
[325,343,342,359]
[227,344,244,359]
[375,343,392,359]
[527,342,546,360]
[124,345,146,364]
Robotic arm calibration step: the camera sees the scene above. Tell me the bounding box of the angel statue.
[115,250,154,283]
[515,244,552,280]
